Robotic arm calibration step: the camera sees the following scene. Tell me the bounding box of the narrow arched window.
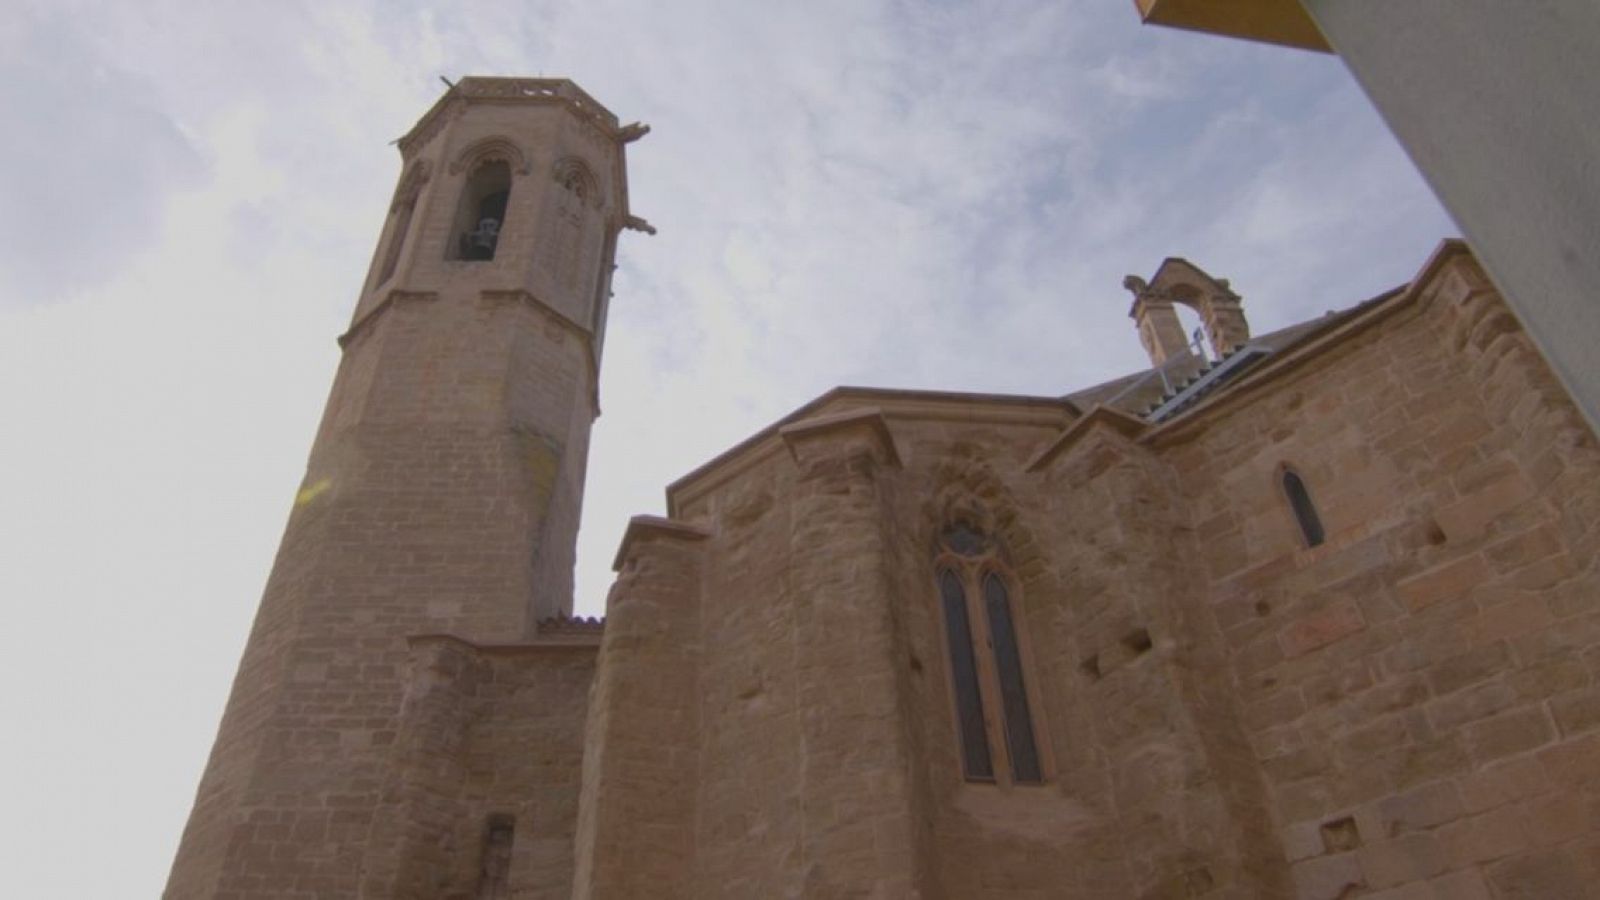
[938,568,993,780]
[934,523,1046,785]
[376,197,415,286]
[1282,468,1326,547]
[449,160,512,261]
[983,573,1042,783]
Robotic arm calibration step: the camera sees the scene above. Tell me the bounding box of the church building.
[166,78,1600,899]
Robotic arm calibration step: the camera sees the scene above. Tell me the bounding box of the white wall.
[1303,0,1600,433]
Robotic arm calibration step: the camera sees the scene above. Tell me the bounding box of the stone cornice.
[1025,405,1148,473]
[337,288,601,416]
[449,135,533,176]
[1140,240,1474,446]
[337,290,440,349]
[612,514,713,572]
[398,78,622,156]
[479,289,602,416]
[666,388,1071,518]
[406,631,601,654]
[779,407,903,469]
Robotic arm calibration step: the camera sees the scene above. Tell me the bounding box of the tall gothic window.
[934,523,1045,784]
[1282,467,1326,548]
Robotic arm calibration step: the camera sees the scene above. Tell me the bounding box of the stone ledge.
[667,388,1067,518]
[1025,404,1148,472]
[481,289,602,417]
[337,290,440,348]
[778,407,902,468]
[611,514,713,572]
[407,630,600,653]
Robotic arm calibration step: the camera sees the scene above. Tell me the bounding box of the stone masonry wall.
[656,401,1283,898]
[573,521,703,899]
[1165,253,1600,899]
[165,292,595,899]
[358,637,594,900]
[635,249,1598,899]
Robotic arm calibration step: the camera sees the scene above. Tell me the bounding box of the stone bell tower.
[165,78,649,899]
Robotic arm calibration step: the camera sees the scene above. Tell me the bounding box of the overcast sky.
[0,1,1455,895]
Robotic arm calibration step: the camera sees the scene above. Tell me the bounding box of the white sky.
[0,1,1454,895]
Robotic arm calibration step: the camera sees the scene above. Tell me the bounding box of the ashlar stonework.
[167,78,1600,899]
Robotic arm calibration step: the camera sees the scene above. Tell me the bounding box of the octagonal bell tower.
[165,78,650,899]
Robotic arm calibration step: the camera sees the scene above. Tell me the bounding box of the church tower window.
[450,160,512,261]
[935,523,1046,785]
[1282,467,1326,548]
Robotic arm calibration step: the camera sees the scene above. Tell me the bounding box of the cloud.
[0,9,204,306]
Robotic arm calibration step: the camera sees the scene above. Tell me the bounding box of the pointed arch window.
[934,523,1047,785]
[1281,467,1326,548]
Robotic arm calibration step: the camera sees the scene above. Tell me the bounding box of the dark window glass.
[939,569,993,779]
[1283,470,1326,547]
[983,573,1042,783]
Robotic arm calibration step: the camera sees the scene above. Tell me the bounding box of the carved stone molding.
[388,159,432,213]
[337,290,440,349]
[779,407,903,470]
[1026,404,1149,473]
[552,156,603,209]
[449,135,532,176]
[611,515,712,572]
[397,97,463,156]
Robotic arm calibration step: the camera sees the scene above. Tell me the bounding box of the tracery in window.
[934,523,1046,785]
[1281,467,1326,548]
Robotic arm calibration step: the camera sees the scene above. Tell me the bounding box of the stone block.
[1280,602,1367,658]
[1374,781,1464,836]
[1436,806,1528,866]
[1432,466,1535,542]
[1517,791,1591,848]
[1457,755,1554,814]
[1464,707,1556,766]
[1426,868,1494,900]
[1484,523,1565,574]
[1428,643,1511,696]
[1396,555,1490,612]
[1463,592,1554,644]
[1425,679,1516,731]
[1487,849,1590,900]
[1358,833,1447,889]
[1291,852,1365,900]
[1550,687,1600,737]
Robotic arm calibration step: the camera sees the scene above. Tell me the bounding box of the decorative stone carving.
[552,156,603,209]
[388,159,431,213]
[449,135,532,176]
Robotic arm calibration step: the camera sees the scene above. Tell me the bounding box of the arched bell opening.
[448,160,512,262]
